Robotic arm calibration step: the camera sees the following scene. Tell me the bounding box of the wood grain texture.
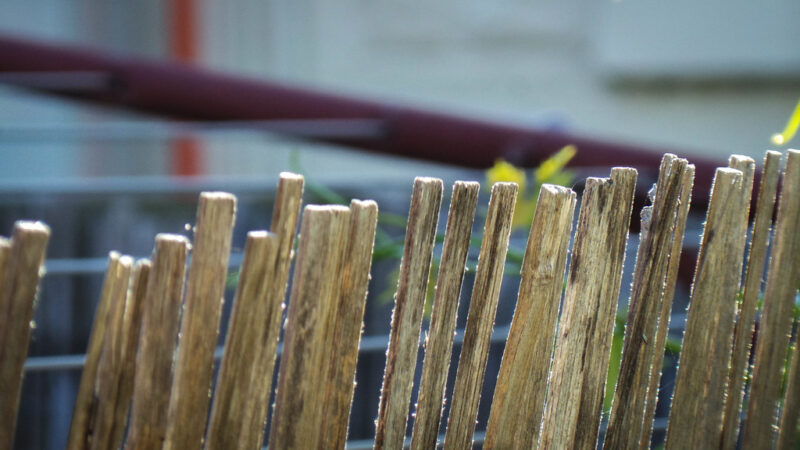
[268,205,351,449]
[409,182,480,450]
[538,167,637,450]
[638,164,695,449]
[321,200,380,448]
[443,182,518,450]
[87,255,134,450]
[238,172,304,449]
[603,155,691,450]
[483,184,576,450]
[720,151,781,450]
[665,167,750,449]
[374,177,443,450]
[741,150,800,448]
[164,192,237,450]
[205,231,279,450]
[0,222,50,450]
[778,320,800,450]
[125,234,189,450]
[107,260,151,449]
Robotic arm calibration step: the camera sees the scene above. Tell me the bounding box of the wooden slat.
[409,182,480,450]
[0,222,50,450]
[87,255,134,450]
[106,260,151,449]
[374,177,444,450]
[164,192,237,450]
[205,231,279,450]
[125,234,189,450]
[720,151,782,449]
[603,155,690,450]
[741,149,800,448]
[665,167,750,449]
[638,164,695,449]
[268,205,351,449]
[483,184,576,449]
[321,200,380,448]
[443,182,518,449]
[538,167,637,450]
[778,322,800,450]
[237,172,304,449]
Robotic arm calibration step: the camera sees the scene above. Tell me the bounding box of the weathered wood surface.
[409,181,479,450]
[538,168,637,450]
[0,222,50,450]
[603,154,691,450]
[164,192,237,450]
[235,173,304,449]
[205,231,279,450]
[320,200,379,448]
[374,177,443,450]
[665,167,750,449]
[778,321,800,450]
[638,164,694,449]
[86,255,134,450]
[741,150,800,448]
[443,182,517,450]
[720,151,781,449]
[106,260,151,449]
[125,235,189,450]
[268,205,351,449]
[483,185,576,450]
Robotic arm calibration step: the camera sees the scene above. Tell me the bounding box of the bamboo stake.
[0,222,50,450]
[205,231,279,450]
[483,185,576,450]
[409,182,480,450]
[87,255,134,450]
[778,320,800,450]
[125,234,189,450]
[268,205,351,449]
[538,168,637,450]
[68,252,132,450]
[720,151,782,449]
[164,192,237,450]
[321,200,380,448]
[741,149,800,448]
[374,177,443,450]
[106,260,151,449]
[665,167,749,449]
[237,172,304,449]
[638,164,694,449]
[443,182,517,450]
[603,155,690,450]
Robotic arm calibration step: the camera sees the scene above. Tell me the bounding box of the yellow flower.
[771,97,800,146]
[487,159,527,193]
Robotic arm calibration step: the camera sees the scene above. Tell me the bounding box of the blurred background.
[1,0,799,448]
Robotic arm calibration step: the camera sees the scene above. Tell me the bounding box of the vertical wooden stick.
[409,182,480,450]
[125,234,189,450]
[778,320,800,450]
[205,231,279,450]
[87,255,134,450]
[238,172,304,449]
[107,260,151,449]
[321,199,380,448]
[443,182,517,450]
[538,168,637,450]
[741,150,800,448]
[483,185,576,450]
[268,205,351,449]
[720,151,782,449]
[638,164,694,449]
[374,177,443,450]
[665,167,749,449]
[164,192,237,450]
[0,222,50,450]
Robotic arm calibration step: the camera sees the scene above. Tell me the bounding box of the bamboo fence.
[1,150,799,449]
